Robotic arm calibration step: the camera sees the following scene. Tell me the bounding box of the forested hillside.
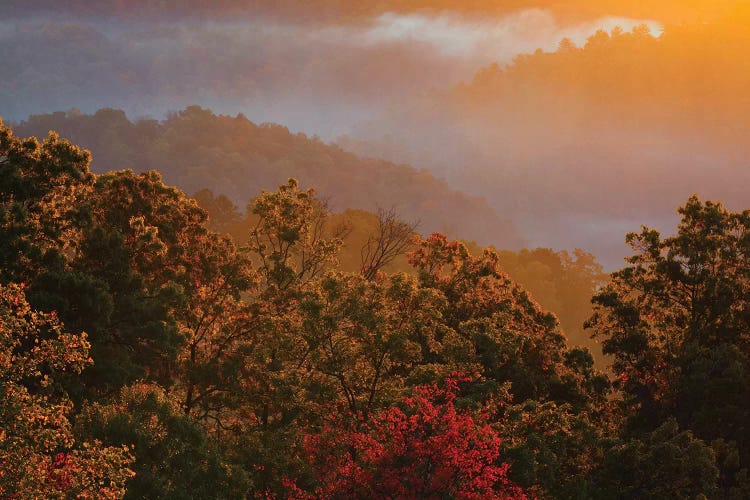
[2,119,750,499]
[13,107,524,250]
[13,109,605,357]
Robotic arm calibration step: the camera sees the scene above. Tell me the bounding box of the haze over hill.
[343,14,750,267]
[0,3,657,137]
[3,1,749,268]
[11,107,524,250]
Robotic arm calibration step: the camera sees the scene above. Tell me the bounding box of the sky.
[0,8,658,137]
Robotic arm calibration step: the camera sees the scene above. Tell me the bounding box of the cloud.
[1,7,674,266]
[362,10,660,59]
[0,9,658,138]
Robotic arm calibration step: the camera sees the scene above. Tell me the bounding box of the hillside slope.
[12,106,524,249]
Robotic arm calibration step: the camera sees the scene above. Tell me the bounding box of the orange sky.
[4,1,746,24]
[244,0,749,25]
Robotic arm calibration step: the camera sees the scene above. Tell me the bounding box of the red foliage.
[46,453,73,492]
[293,378,527,499]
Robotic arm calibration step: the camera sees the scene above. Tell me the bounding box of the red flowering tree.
[292,377,527,499]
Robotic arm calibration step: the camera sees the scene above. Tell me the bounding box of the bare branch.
[360,207,419,280]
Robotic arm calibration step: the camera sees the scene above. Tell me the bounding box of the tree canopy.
[2,117,747,498]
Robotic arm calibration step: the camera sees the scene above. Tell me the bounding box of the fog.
[0,9,656,138]
[344,96,750,268]
[6,4,747,269]
[335,12,750,267]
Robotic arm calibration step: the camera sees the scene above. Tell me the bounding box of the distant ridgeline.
[13,106,523,250]
[341,13,750,270]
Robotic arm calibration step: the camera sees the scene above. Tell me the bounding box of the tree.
[76,383,248,499]
[0,119,94,285]
[28,169,224,396]
[590,420,720,499]
[239,180,343,432]
[409,234,609,408]
[200,179,350,492]
[404,234,613,497]
[192,189,242,234]
[1,118,213,396]
[293,377,527,499]
[176,231,256,426]
[0,283,134,498]
[587,195,750,490]
[249,178,345,291]
[359,207,418,280]
[298,271,446,418]
[495,398,606,498]
[493,247,608,362]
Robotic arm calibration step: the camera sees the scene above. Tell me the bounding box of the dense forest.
[2,118,750,498]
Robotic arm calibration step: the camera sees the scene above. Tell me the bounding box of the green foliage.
[409,234,610,407]
[0,283,134,498]
[587,195,750,493]
[495,399,604,498]
[590,420,719,499]
[299,271,446,416]
[249,179,343,291]
[0,117,93,284]
[76,383,248,499]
